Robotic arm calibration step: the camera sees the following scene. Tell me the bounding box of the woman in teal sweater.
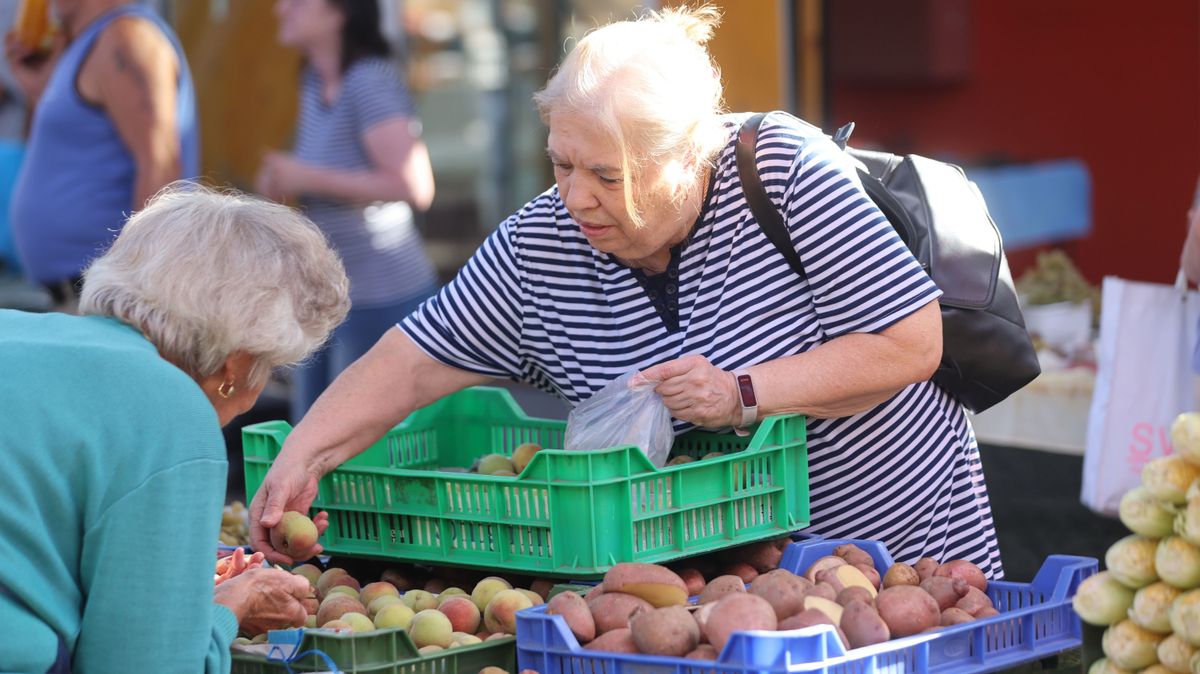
[0,184,350,673]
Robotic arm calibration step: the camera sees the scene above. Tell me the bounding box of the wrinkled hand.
[4,30,64,104]
[213,566,310,636]
[636,354,741,429]
[255,151,312,202]
[214,547,265,585]
[249,457,328,565]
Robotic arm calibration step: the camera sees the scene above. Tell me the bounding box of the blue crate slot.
[516,537,1097,674]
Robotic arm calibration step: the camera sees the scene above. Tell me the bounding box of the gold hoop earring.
[217,381,235,399]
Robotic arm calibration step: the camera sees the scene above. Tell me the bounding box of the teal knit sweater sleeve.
[73,460,239,674]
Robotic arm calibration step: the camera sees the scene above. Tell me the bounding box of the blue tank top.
[9,4,198,284]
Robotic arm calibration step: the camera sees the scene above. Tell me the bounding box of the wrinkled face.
[274,0,343,49]
[547,111,689,266]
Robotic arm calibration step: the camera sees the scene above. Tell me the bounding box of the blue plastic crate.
[516,537,1097,674]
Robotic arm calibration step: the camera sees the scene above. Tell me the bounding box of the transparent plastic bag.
[564,371,674,467]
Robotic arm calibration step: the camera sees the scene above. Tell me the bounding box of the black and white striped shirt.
[295,58,437,307]
[401,112,1004,577]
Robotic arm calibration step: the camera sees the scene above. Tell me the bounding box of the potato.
[833,544,875,568]
[955,587,995,617]
[589,592,653,634]
[722,562,759,584]
[584,627,638,653]
[934,560,988,593]
[698,575,747,604]
[840,599,890,649]
[875,585,941,637]
[583,583,606,606]
[803,596,844,624]
[779,608,850,650]
[975,607,999,619]
[816,565,877,598]
[603,563,688,607]
[630,606,700,657]
[546,591,595,644]
[676,568,706,597]
[836,586,875,607]
[914,557,940,582]
[749,569,811,620]
[742,540,785,573]
[809,582,838,602]
[920,576,970,611]
[855,564,882,591]
[703,593,778,652]
[940,607,975,626]
[883,563,921,589]
[685,644,719,660]
[804,556,848,583]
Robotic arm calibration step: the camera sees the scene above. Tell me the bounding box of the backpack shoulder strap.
[736,113,807,280]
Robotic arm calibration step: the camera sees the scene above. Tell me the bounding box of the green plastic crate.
[230,628,514,674]
[243,387,808,577]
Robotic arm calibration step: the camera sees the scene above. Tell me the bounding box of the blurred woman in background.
[258,0,438,421]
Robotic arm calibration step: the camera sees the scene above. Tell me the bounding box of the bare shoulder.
[91,15,177,75]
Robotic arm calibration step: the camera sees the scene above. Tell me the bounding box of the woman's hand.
[214,547,265,585]
[249,459,329,565]
[636,354,741,429]
[213,566,311,636]
[256,151,313,202]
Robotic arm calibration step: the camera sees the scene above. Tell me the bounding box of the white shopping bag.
[1082,275,1200,515]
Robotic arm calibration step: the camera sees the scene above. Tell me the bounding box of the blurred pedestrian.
[258,0,438,422]
[6,0,198,311]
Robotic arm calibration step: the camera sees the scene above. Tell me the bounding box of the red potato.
[685,644,719,660]
[940,607,975,626]
[750,569,812,620]
[815,566,876,598]
[588,592,653,634]
[809,582,838,602]
[975,607,999,619]
[920,577,970,611]
[840,599,890,649]
[875,585,941,637]
[779,608,851,650]
[722,562,759,584]
[603,563,689,607]
[676,568,706,597]
[836,586,875,607]
[546,591,595,644]
[934,560,988,593]
[833,544,875,568]
[955,587,995,617]
[584,627,639,653]
[804,556,848,583]
[698,575,747,604]
[703,594,778,652]
[630,606,700,657]
[854,564,882,591]
[914,558,940,582]
[742,541,785,573]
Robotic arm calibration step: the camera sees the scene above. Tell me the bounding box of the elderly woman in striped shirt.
[251,5,1004,578]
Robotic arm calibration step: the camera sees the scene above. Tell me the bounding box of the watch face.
[737,373,757,407]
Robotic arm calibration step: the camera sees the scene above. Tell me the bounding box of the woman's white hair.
[533,4,727,227]
[79,182,350,387]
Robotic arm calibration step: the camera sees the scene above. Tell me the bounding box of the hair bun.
[657,4,721,45]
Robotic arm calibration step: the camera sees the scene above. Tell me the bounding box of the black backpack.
[736,112,1040,414]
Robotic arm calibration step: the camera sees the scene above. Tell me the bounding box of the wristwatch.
[733,369,758,436]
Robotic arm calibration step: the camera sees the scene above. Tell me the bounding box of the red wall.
[829,1,1200,284]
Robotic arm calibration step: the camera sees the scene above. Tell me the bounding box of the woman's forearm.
[753,301,942,419]
[281,329,489,477]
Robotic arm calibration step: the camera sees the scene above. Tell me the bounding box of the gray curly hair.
[80,183,350,387]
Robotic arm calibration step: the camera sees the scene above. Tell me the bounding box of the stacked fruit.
[219,501,250,546]
[547,543,995,658]
[441,443,543,476]
[1072,413,1200,674]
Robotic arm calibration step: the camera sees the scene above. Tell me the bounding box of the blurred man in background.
[6,0,197,311]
